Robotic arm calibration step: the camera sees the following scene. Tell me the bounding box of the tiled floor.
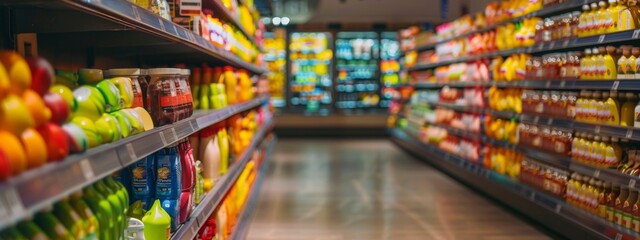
[246,139,552,240]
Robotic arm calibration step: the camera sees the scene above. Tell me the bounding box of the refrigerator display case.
[334,32,380,109]
[288,32,333,113]
[265,30,287,108]
[380,32,402,108]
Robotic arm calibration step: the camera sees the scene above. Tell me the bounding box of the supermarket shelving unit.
[0,0,273,237]
[391,0,640,239]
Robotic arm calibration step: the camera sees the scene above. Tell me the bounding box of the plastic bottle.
[34,208,73,240]
[580,49,591,79]
[142,200,171,240]
[223,66,238,105]
[622,92,637,126]
[595,47,605,79]
[604,46,618,79]
[605,0,617,32]
[599,181,611,217]
[199,67,212,110]
[218,125,230,176]
[617,186,631,224]
[596,91,606,122]
[190,68,201,109]
[194,160,204,204]
[587,91,598,122]
[83,185,114,240]
[17,220,49,240]
[69,192,99,240]
[595,1,607,34]
[589,48,599,80]
[619,47,631,79]
[579,5,591,37]
[607,185,621,221]
[625,190,639,228]
[200,126,220,192]
[606,91,620,125]
[635,93,640,127]
[618,0,635,32]
[53,199,86,240]
[155,146,182,231]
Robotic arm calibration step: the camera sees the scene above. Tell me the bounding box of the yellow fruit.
[0,51,31,94]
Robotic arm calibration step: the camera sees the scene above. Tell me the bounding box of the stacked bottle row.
[190,66,255,111]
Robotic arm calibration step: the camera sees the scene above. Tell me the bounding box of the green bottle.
[33,209,73,240]
[127,201,146,220]
[83,185,113,240]
[142,200,171,240]
[0,227,28,239]
[95,180,123,240]
[53,200,86,240]
[69,193,99,240]
[16,220,49,240]
[104,177,129,239]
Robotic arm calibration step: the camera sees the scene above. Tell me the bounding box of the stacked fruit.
[230,111,258,156]
[487,86,522,113]
[53,68,154,152]
[484,116,519,144]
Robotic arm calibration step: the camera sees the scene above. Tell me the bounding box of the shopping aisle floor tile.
[246,139,552,240]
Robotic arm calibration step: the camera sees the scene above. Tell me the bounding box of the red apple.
[26,57,54,96]
[43,92,70,124]
[36,123,69,161]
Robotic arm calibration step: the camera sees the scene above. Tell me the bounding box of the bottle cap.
[590,3,598,8]
[583,4,590,10]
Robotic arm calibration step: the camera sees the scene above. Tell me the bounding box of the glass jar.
[180,69,194,119]
[105,68,147,108]
[147,68,181,126]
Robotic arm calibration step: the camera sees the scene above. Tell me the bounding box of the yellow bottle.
[606,91,621,125]
[621,92,637,126]
[595,1,608,34]
[590,135,600,165]
[595,91,605,122]
[594,136,605,166]
[618,0,635,32]
[573,133,583,161]
[581,49,592,79]
[608,0,621,33]
[594,47,605,79]
[576,91,586,120]
[589,3,600,36]
[579,5,592,37]
[630,47,640,79]
[567,174,577,204]
[618,47,630,79]
[590,47,599,80]
[604,46,618,79]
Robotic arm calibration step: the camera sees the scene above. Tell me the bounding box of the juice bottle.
[156,146,182,231]
[223,66,238,105]
[605,0,617,32]
[587,178,599,212]
[587,91,598,122]
[95,179,123,240]
[200,126,220,192]
[84,185,114,240]
[633,189,640,232]
[593,136,605,166]
[616,186,631,225]
[595,1,607,34]
[590,3,600,35]
[34,208,72,240]
[601,182,612,218]
[629,48,640,79]
[607,91,620,125]
[619,0,636,31]
[596,91,606,122]
[621,92,637,126]
[586,134,596,163]
[595,47,605,79]
[17,220,49,240]
[199,67,211,110]
[69,192,99,240]
[619,47,631,79]
[608,185,622,221]
[142,200,171,240]
[635,93,640,127]
[579,5,591,37]
[624,190,639,228]
[604,46,618,79]
[580,49,591,79]
[590,48,599,80]
[53,199,86,239]
[567,173,576,204]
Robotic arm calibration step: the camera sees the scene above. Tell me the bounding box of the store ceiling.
[271,0,494,24]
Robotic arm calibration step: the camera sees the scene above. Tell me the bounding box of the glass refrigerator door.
[288,32,333,113]
[335,32,380,109]
[380,32,401,108]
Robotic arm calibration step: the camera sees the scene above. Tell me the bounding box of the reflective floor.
[246,139,552,240]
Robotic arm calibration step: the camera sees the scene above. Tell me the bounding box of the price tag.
[131,5,141,21]
[158,18,165,31]
[627,129,633,138]
[598,35,606,43]
[594,169,601,178]
[562,40,570,48]
[172,128,178,140]
[554,204,562,213]
[545,81,551,88]
[538,44,544,51]
[126,143,137,161]
[548,41,556,50]
[559,81,566,88]
[189,121,195,132]
[630,179,636,188]
[633,29,640,39]
[594,125,601,134]
[1,188,24,218]
[612,81,620,91]
[547,118,553,125]
[173,25,179,37]
[79,159,94,181]
[530,192,536,201]
[533,116,540,124]
[159,132,167,145]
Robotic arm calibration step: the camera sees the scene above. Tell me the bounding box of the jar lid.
[105,68,141,77]
[147,68,181,75]
[180,69,191,76]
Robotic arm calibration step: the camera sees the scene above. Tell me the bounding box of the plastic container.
[179,69,194,119]
[142,200,170,240]
[147,68,181,126]
[129,155,155,210]
[105,68,148,108]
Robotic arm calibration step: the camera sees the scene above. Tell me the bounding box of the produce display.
[288,32,333,112]
[264,30,287,108]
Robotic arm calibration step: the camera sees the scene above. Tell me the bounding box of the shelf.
[399,44,436,57]
[408,27,640,71]
[227,135,276,240]
[413,79,640,90]
[171,118,274,239]
[404,0,597,56]
[8,0,266,74]
[0,96,269,229]
[203,0,263,52]
[390,127,640,240]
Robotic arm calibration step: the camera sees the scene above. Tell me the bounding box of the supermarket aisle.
[246,139,552,240]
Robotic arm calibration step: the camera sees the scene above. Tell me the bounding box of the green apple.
[96,80,123,113]
[0,94,35,135]
[121,109,144,135]
[73,86,105,121]
[71,116,101,148]
[94,114,121,143]
[107,77,134,108]
[61,123,88,153]
[54,69,79,89]
[49,84,77,112]
[110,111,132,139]
[78,68,104,85]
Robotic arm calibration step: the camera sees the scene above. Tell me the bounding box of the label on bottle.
[616,210,624,224]
[624,213,633,228]
[635,109,640,127]
[607,207,616,221]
